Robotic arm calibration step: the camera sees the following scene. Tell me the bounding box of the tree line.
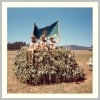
[7,42,27,50]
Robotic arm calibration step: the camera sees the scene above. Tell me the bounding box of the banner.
[33,21,59,39]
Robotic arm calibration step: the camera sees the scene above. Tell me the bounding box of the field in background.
[7,50,92,93]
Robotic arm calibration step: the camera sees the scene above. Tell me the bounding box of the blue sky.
[7,8,92,47]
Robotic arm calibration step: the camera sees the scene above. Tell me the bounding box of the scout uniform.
[29,35,39,64]
[49,35,60,50]
[39,35,49,50]
[29,35,39,52]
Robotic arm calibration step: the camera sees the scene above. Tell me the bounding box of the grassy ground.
[7,50,92,93]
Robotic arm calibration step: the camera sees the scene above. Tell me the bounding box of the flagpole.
[32,25,34,35]
[32,20,35,35]
[58,17,60,35]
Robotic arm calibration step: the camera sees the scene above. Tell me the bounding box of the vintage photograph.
[7,7,93,94]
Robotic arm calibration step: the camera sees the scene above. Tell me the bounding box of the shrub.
[14,46,85,85]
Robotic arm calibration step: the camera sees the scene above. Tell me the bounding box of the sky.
[7,8,92,47]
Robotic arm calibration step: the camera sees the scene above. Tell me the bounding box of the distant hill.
[63,45,90,50]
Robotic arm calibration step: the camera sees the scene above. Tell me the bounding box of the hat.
[49,36,54,39]
[40,35,47,40]
[31,35,36,39]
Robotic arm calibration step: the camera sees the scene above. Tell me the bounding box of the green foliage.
[14,46,85,85]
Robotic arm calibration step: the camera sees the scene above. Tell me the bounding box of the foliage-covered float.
[14,46,85,85]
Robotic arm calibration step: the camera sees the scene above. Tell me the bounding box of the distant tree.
[7,42,26,50]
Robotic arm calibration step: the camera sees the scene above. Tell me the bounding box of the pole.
[31,20,35,64]
[32,20,35,35]
[58,17,60,35]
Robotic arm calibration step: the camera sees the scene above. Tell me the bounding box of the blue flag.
[33,21,59,39]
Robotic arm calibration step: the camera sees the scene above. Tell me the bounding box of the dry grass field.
[7,50,92,93]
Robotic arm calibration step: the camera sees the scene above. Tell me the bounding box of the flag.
[33,21,59,39]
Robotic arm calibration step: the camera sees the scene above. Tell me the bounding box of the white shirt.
[39,40,49,48]
[49,36,60,50]
[30,41,39,50]
[49,41,56,50]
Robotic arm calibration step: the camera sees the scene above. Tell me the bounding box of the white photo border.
[2,2,98,98]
